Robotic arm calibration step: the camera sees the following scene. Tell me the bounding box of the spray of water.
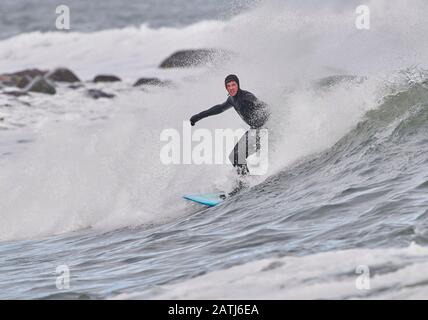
[1,0,427,241]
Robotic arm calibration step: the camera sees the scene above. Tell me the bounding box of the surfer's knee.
[229,149,237,167]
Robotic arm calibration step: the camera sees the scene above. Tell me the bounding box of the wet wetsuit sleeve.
[191,99,233,123]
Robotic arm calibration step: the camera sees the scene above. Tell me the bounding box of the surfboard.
[183,193,226,207]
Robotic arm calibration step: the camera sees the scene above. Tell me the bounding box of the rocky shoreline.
[0,48,232,101]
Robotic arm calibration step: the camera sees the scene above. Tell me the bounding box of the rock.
[17,139,33,144]
[93,75,121,83]
[0,74,29,88]
[2,90,29,97]
[86,89,115,99]
[68,83,85,90]
[24,76,56,95]
[16,77,31,88]
[133,77,172,87]
[6,68,48,78]
[46,68,80,83]
[0,75,8,82]
[15,76,32,88]
[159,49,232,68]
[20,101,31,107]
[1,69,48,88]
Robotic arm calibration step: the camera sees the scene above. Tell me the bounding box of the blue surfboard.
[183,193,226,207]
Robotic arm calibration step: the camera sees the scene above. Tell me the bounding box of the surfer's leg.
[246,128,260,157]
[227,129,264,196]
[229,130,250,175]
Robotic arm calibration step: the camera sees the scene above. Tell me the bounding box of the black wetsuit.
[191,89,270,174]
[191,89,269,129]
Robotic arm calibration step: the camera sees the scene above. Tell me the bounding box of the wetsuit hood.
[225,74,240,89]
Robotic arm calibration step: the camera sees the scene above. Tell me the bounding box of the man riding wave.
[190,74,270,176]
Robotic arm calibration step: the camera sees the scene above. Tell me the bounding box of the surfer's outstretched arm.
[190,100,232,126]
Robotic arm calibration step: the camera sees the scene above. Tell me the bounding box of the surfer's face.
[226,81,238,97]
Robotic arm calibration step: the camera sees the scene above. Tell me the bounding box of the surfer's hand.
[190,115,198,126]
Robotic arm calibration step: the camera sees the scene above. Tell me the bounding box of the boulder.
[159,49,232,68]
[86,89,115,99]
[6,68,48,78]
[0,75,8,84]
[24,76,56,95]
[46,68,80,83]
[2,90,29,97]
[93,75,121,83]
[0,74,30,88]
[1,69,48,88]
[133,77,172,87]
[68,83,85,90]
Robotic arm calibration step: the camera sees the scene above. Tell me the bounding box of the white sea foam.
[112,243,428,300]
[1,0,427,241]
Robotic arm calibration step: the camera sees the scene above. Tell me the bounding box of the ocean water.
[0,0,253,40]
[1,0,428,300]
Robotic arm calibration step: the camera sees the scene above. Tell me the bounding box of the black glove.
[190,115,198,126]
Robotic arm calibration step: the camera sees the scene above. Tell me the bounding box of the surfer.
[190,74,270,176]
